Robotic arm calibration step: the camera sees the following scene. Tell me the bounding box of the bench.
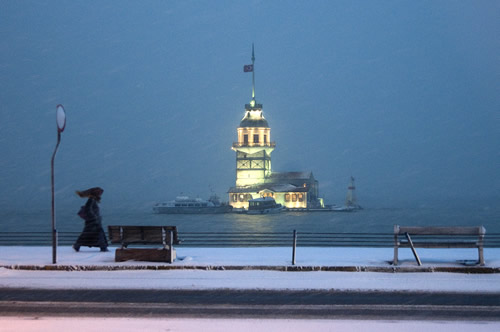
[108,226,180,263]
[393,225,486,266]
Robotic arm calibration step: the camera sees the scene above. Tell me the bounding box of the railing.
[245,103,263,109]
[232,142,276,148]
[1,231,500,248]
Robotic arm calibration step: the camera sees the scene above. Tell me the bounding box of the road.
[1,288,500,320]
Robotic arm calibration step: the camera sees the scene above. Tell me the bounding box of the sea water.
[2,204,498,235]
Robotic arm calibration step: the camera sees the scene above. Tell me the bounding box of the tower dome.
[239,108,269,128]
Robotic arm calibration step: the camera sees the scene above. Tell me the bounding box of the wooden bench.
[108,226,180,263]
[393,225,486,266]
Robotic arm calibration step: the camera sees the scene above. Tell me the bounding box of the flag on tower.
[243,64,253,72]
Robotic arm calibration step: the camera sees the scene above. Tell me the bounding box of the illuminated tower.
[231,45,275,187]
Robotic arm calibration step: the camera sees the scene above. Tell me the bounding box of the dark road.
[1,288,499,320]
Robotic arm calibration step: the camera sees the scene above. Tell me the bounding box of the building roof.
[239,117,269,128]
[228,183,309,194]
[239,108,269,128]
[228,172,315,194]
[268,171,314,181]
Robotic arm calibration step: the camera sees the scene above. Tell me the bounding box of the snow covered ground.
[1,246,499,331]
[1,317,499,332]
[1,246,500,292]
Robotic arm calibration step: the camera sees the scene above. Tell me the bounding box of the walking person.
[73,187,109,252]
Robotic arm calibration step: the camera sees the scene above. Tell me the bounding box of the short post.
[292,229,297,265]
[169,230,174,263]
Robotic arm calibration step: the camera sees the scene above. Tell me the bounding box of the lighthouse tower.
[231,45,275,188]
[228,45,324,210]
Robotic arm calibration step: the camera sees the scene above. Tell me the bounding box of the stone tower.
[231,45,275,187]
[228,45,323,210]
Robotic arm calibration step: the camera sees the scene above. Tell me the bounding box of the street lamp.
[51,104,66,264]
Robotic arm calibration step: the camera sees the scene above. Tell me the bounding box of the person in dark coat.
[73,187,108,252]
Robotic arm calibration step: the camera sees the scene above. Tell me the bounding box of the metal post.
[292,229,297,265]
[51,104,66,265]
[50,131,61,264]
[169,230,174,263]
[405,232,422,266]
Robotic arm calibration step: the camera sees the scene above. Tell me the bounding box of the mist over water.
[3,204,499,235]
[0,2,498,221]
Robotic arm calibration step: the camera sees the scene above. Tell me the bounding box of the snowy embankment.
[2,317,499,332]
[1,246,500,293]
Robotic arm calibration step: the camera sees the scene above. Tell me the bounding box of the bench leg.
[405,233,422,266]
[393,247,398,265]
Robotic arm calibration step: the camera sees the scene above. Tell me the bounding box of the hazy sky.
[1,0,499,210]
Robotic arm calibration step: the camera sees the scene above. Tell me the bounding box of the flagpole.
[251,43,255,103]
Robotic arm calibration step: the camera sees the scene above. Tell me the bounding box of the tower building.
[228,45,324,210]
[232,45,275,187]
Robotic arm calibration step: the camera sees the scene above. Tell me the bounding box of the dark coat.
[74,198,108,250]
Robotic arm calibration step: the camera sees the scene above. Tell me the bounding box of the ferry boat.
[247,197,284,214]
[153,195,233,214]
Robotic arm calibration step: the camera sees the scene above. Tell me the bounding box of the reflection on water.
[3,206,499,234]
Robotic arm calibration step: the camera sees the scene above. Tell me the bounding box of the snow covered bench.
[393,225,486,266]
[108,225,180,263]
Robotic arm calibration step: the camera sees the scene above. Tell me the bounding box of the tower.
[345,176,361,209]
[231,44,275,187]
[228,45,324,210]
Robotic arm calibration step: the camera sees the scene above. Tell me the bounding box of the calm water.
[2,205,499,235]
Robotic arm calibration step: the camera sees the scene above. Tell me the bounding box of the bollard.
[169,230,174,263]
[292,229,297,265]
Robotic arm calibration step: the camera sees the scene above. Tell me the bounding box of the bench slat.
[108,225,180,245]
[399,242,480,248]
[396,226,485,235]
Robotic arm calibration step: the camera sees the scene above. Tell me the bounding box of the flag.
[243,64,253,72]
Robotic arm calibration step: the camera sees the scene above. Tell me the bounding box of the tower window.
[243,134,248,144]
[253,134,259,143]
[264,135,267,143]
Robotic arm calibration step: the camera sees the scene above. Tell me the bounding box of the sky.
[0,0,499,211]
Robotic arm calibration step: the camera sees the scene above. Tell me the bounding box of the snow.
[1,246,499,330]
[1,246,499,292]
[1,317,499,332]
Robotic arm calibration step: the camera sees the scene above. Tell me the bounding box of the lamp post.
[51,104,66,264]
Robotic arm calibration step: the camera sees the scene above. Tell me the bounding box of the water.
[3,205,499,235]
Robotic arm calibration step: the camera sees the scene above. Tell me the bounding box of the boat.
[153,194,233,214]
[331,205,358,212]
[332,176,363,212]
[247,197,284,214]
